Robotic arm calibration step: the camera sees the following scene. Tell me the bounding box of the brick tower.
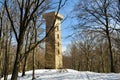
[43,11,63,69]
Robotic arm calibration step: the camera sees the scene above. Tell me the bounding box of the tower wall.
[43,11,63,69]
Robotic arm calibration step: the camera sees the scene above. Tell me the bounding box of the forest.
[0,0,120,80]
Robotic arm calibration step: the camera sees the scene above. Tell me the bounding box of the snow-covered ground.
[2,69,120,80]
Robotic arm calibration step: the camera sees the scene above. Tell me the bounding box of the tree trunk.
[32,20,37,80]
[32,49,35,80]
[11,45,22,80]
[4,32,8,80]
[11,41,24,80]
[11,30,25,80]
[0,13,3,79]
[104,3,114,72]
[22,30,29,76]
[22,55,27,76]
[107,33,114,72]
[4,40,8,80]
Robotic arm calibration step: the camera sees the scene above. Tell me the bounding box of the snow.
[2,69,120,80]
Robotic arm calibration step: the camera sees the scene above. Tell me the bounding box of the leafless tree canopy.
[63,0,120,73]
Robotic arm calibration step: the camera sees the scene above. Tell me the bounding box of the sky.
[57,0,79,52]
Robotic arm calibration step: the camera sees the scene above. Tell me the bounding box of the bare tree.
[3,0,67,79]
[4,0,50,80]
[73,0,119,72]
[64,34,115,72]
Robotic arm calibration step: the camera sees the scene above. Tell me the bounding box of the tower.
[43,11,63,69]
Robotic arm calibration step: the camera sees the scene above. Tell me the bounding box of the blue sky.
[58,0,78,52]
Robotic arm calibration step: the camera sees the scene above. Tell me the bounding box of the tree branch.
[4,0,18,42]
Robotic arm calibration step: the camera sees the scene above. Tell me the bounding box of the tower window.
[58,42,59,47]
[57,34,59,39]
[57,26,59,31]
[58,49,60,54]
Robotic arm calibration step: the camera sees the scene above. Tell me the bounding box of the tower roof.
[43,11,64,20]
